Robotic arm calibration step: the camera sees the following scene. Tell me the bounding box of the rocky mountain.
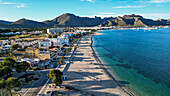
[99,14,169,27]
[0,13,169,28]
[43,13,109,27]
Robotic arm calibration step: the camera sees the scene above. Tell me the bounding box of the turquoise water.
[92,28,170,96]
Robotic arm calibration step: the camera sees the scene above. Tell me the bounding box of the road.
[18,70,49,96]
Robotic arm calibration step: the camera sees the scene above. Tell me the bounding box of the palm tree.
[57,60,62,65]
[60,56,65,64]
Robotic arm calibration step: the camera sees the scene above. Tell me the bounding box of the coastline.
[62,32,131,96]
[91,31,135,96]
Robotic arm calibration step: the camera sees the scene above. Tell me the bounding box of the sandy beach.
[62,32,133,96]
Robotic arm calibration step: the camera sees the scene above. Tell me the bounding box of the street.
[17,70,49,96]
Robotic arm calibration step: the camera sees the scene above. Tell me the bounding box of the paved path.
[18,71,49,96]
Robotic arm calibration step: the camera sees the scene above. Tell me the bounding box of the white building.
[11,39,39,48]
[57,34,69,45]
[50,38,63,47]
[38,33,70,49]
[0,45,11,55]
[47,28,64,35]
[60,34,69,39]
[2,40,10,45]
[38,39,51,48]
[76,30,89,34]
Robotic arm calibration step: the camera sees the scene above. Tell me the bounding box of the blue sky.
[0,0,170,21]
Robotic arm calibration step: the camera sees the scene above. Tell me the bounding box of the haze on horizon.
[0,0,170,21]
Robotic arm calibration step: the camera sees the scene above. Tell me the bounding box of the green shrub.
[47,91,51,93]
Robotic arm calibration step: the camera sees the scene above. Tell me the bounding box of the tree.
[0,60,13,77]
[70,35,74,41]
[74,46,77,49]
[52,77,62,86]
[47,70,63,86]
[15,61,30,82]
[43,30,47,34]
[6,77,20,96]
[48,35,52,38]
[0,79,7,96]
[60,56,65,60]
[0,66,12,77]
[52,34,58,38]
[15,61,29,74]
[15,35,20,38]
[11,44,20,51]
[82,32,86,36]
[66,48,71,54]
[1,66,12,76]
[0,78,20,96]
[0,79,6,88]
[60,56,65,64]
[3,57,16,68]
[0,61,4,68]
[53,58,56,61]
[57,60,62,65]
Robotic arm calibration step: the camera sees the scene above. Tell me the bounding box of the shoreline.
[63,32,134,96]
[90,31,135,96]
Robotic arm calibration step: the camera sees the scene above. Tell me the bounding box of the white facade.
[38,33,70,48]
[47,28,64,34]
[38,40,51,48]
[11,39,39,48]
[49,38,69,47]
[76,30,89,34]
[2,40,10,45]
[50,38,63,46]
[57,34,69,45]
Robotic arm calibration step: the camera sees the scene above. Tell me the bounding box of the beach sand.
[62,33,132,96]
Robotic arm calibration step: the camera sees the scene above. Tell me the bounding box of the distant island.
[0,13,170,28]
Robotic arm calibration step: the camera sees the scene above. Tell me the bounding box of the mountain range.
[99,14,170,27]
[0,13,169,28]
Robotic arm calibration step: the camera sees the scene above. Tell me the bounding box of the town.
[0,27,95,96]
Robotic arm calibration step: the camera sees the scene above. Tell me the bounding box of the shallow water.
[92,28,170,96]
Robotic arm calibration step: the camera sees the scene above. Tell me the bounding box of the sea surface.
[92,28,170,96]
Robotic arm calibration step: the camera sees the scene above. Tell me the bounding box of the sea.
[92,28,170,96]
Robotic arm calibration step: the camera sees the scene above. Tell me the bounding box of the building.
[58,34,69,45]
[47,28,64,35]
[21,58,40,67]
[50,38,63,47]
[0,46,11,55]
[38,39,51,48]
[38,52,51,60]
[38,59,50,68]
[2,40,10,45]
[25,47,39,58]
[13,51,25,61]
[11,39,39,48]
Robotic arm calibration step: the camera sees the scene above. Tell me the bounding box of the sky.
[0,0,170,21]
